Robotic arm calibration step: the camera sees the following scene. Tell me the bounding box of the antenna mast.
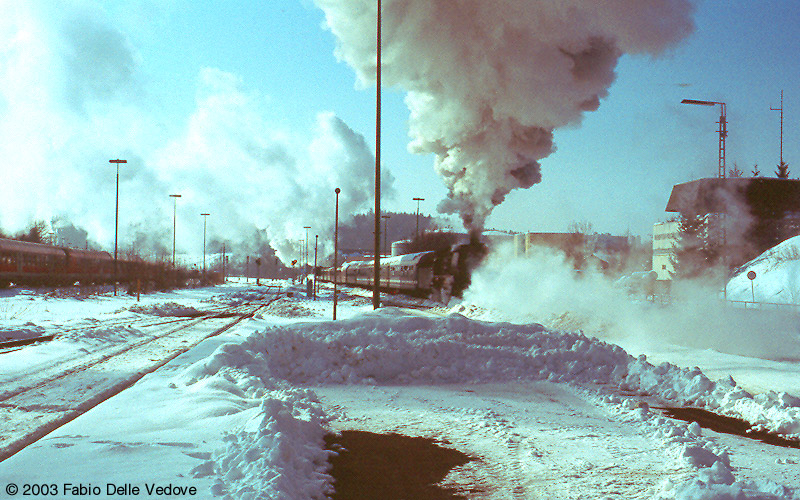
[771,90,790,179]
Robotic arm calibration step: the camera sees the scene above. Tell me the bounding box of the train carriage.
[0,237,115,287]
[63,248,114,284]
[0,238,68,287]
[316,241,486,302]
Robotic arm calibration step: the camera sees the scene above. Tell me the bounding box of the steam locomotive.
[0,237,172,289]
[317,240,487,301]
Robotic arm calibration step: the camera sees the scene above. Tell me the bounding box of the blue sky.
[138,0,799,236]
[1,0,799,262]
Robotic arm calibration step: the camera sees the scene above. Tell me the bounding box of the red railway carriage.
[62,247,114,284]
[0,238,67,286]
[0,237,113,287]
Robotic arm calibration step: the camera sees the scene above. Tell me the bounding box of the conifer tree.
[671,212,719,279]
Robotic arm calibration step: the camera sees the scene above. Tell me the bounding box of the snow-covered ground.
[1,238,800,499]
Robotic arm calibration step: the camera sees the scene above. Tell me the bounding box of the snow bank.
[176,342,333,499]
[728,234,800,305]
[128,302,204,317]
[175,307,800,498]
[608,400,796,499]
[0,322,46,342]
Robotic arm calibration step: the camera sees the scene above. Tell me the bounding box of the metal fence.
[726,299,800,311]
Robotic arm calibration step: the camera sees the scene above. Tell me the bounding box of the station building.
[654,177,800,279]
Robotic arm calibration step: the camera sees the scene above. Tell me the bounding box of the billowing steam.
[315,0,694,231]
[0,2,386,264]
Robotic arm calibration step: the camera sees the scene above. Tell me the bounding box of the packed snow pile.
[174,307,800,498]
[218,288,275,306]
[259,298,316,318]
[128,302,204,317]
[176,343,333,498]
[197,307,800,438]
[728,234,800,305]
[0,323,46,342]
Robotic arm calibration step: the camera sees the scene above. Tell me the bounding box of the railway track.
[0,289,283,461]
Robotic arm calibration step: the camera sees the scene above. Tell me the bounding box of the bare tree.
[567,220,593,235]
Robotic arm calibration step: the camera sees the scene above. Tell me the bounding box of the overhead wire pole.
[373,0,382,310]
[109,159,126,296]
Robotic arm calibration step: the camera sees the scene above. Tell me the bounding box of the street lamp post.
[201,213,210,279]
[681,98,729,301]
[169,194,181,268]
[382,214,390,288]
[109,159,127,296]
[334,188,340,320]
[681,99,727,178]
[304,226,311,285]
[413,197,424,240]
[314,234,318,301]
[382,215,390,256]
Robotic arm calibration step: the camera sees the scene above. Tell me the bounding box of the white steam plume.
[154,68,388,263]
[0,2,385,264]
[462,245,800,363]
[315,0,694,231]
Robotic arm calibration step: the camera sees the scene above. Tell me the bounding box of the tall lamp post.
[304,226,311,285]
[681,99,727,178]
[201,213,210,278]
[313,234,318,301]
[682,98,728,300]
[381,215,390,256]
[413,197,424,240]
[382,214,390,288]
[334,188,340,320]
[169,194,181,268]
[109,159,127,296]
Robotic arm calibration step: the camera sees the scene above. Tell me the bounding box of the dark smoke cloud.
[315,0,694,231]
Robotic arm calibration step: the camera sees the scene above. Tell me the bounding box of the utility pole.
[373,0,382,311]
